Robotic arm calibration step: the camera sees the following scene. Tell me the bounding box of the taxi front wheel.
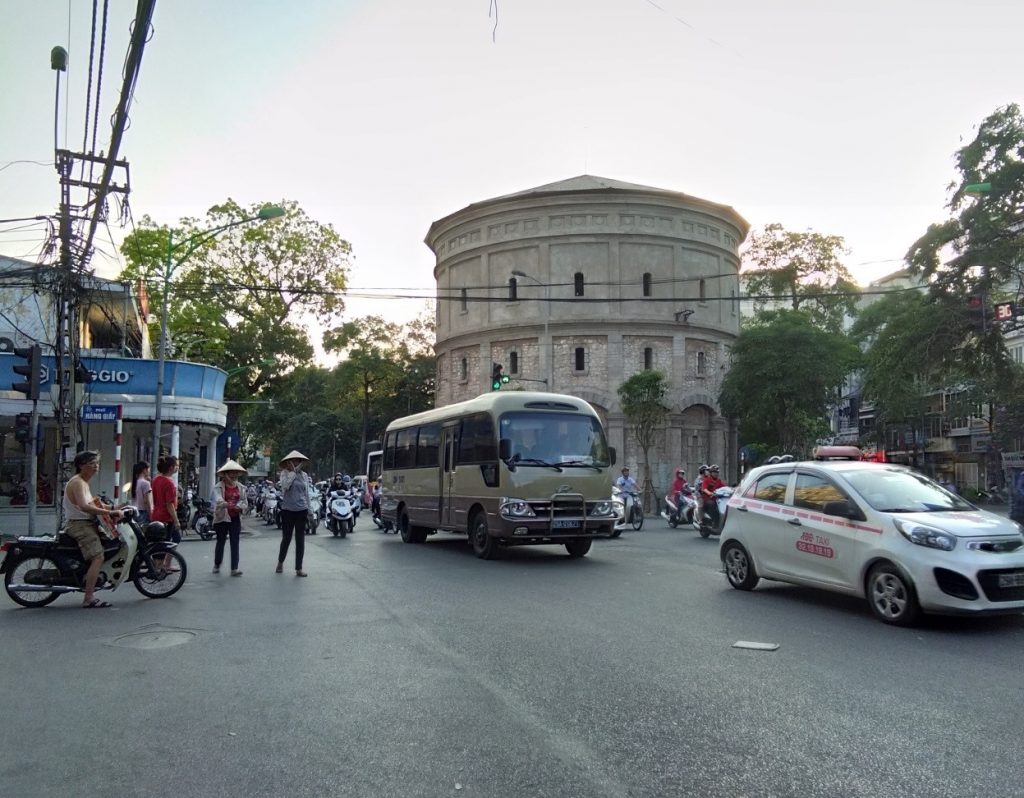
[867,563,921,626]
[722,542,759,591]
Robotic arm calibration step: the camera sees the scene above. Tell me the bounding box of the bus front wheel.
[565,539,592,558]
[470,513,499,560]
[399,513,427,544]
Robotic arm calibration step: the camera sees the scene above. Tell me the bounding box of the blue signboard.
[0,355,227,401]
[81,404,120,422]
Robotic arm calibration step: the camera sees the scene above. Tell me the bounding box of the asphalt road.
[1,512,1022,798]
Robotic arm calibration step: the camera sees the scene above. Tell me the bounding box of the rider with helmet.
[700,464,725,528]
[669,467,688,507]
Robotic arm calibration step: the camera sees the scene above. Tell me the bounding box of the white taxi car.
[719,453,1024,625]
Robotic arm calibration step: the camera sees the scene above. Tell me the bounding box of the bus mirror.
[609,446,616,465]
[499,438,512,461]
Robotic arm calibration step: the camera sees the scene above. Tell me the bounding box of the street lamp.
[310,421,342,475]
[150,205,285,465]
[511,269,551,387]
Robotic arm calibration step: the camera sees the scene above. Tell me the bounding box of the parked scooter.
[326,489,354,538]
[1,506,187,607]
[189,495,215,540]
[698,486,734,538]
[662,485,698,529]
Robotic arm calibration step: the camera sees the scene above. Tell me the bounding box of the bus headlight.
[589,500,615,517]
[501,498,536,518]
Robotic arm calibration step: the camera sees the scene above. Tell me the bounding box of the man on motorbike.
[614,467,640,522]
[63,450,123,608]
[700,464,725,529]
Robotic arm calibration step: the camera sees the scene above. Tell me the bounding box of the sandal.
[275,563,283,574]
[82,598,112,609]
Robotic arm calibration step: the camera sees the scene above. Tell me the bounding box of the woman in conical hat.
[212,459,249,576]
[276,450,311,576]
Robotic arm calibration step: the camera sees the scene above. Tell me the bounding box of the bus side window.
[384,433,396,470]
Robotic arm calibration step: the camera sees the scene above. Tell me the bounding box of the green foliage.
[119,199,352,399]
[742,223,859,332]
[907,104,1024,294]
[720,310,861,454]
[617,370,669,507]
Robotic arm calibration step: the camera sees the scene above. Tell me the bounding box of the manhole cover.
[112,630,196,649]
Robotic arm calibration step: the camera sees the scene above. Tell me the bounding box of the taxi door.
[728,469,794,577]
[780,470,866,589]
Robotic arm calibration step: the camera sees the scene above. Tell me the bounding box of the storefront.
[0,354,227,535]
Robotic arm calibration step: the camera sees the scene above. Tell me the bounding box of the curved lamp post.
[511,269,551,387]
[150,205,285,466]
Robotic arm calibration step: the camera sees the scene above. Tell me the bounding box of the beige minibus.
[380,391,618,559]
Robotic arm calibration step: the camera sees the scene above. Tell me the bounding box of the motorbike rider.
[669,468,687,502]
[63,450,123,609]
[371,481,382,518]
[700,464,725,529]
[614,467,640,521]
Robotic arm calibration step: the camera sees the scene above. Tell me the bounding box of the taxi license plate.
[552,519,580,529]
[997,572,1024,588]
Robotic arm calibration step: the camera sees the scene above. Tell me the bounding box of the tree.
[906,103,1022,388]
[120,199,352,399]
[743,223,859,332]
[720,310,861,455]
[617,370,668,512]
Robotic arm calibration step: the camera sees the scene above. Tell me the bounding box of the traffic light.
[491,362,510,391]
[12,344,41,401]
[966,294,987,332]
[14,413,31,444]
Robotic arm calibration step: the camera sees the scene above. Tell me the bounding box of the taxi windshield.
[842,468,975,513]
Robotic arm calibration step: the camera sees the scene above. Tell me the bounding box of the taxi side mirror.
[822,500,863,521]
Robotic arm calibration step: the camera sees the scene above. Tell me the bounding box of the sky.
[3,0,1024,347]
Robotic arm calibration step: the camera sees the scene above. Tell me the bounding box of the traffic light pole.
[27,399,39,535]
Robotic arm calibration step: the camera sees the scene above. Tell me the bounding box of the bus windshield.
[498,412,611,467]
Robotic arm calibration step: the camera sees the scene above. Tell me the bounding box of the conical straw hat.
[217,459,248,476]
[278,450,309,465]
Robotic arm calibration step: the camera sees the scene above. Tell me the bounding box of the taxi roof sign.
[812,445,863,461]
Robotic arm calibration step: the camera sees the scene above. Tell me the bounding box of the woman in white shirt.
[129,461,153,524]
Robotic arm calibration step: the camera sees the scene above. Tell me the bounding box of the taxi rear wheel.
[867,563,921,626]
[722,541,759,591]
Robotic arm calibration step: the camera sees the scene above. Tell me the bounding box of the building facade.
[426,175,750,491]
[0,256,230,534]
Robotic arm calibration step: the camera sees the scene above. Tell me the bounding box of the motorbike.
[697,486,734,538]
[189,495,215,540]
[326,489,354,538]
[0,506,187,607]
[262,489,279,526]
[611,485,643,531]
[371,491,390,531]
[306,485,323,535]
[662,486,698,529]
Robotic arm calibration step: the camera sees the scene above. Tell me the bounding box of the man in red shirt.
[700,464,725,528]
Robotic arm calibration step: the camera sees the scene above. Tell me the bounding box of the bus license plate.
[552,519,580,529]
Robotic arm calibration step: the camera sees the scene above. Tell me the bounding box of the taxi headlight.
[590,500,614,517]
[501,498,536,518]
[894,518,957,551]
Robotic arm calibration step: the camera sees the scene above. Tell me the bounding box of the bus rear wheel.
[470,513,499,560]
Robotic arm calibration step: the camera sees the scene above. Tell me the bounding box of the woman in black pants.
[276,450,311,577]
